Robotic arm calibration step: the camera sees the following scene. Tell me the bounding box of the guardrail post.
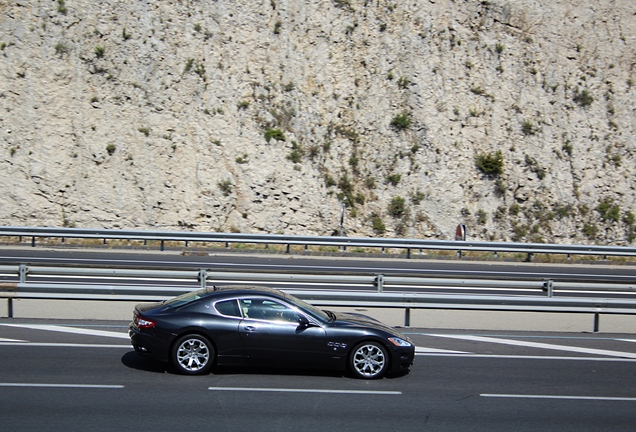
[198,270,207,289]
[7,299,13,318]
[374,274,384,292]
[404,308,411,327]
[593,313,600,332]
[31,236,36,247]
[19,264,28,283]
[542,279,553,297]
[406,248,411,259]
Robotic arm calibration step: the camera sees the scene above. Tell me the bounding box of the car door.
[237,297,333,368]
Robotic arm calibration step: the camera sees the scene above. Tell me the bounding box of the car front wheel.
[172,334,214,375]
[350,341,389,379]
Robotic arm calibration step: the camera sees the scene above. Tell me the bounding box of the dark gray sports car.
[129,285,414,379]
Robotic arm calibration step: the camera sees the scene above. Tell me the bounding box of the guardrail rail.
[1,264,635,331]
[2,226,636,259]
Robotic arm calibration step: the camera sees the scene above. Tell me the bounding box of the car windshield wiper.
[324,310,336,322]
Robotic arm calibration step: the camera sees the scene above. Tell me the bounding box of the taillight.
[135,315,156,329]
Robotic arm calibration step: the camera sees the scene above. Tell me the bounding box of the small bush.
[386,173,401,186]
[398,77,410,89]
[390,112,412,131]
[522,120,536,136]
[371,216,386,235]
[554,204,574,219]
[494,206,507,220]
[95,46,105,58]
[184,58,194,74]
[264,129,286,143]
[218,180,233,196]
[106,144,116,155]
[475,151,504,177]
[477,209,488,225]
[525,155,546,179]
[388,196,406,218]
[333,0,353,10]
[583,223,598,239]
[573,89,594,107]
[287,142,303,163]
[55,42,69,56]
[57,0,67,15]
[138,127,150,137]
[596,199,620,222]
[509,203,521,216]
[411,190,426,205]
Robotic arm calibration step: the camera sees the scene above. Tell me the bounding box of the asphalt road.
[1,319,636,431]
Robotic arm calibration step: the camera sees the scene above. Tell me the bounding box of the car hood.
[333,312,407,338]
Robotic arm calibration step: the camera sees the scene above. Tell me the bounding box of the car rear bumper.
[129,326,171,362]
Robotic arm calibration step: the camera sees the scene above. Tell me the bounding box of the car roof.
[210,285,289,299]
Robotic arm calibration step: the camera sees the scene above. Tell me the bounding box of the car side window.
[214,299,241,318]
[239,298,301,324]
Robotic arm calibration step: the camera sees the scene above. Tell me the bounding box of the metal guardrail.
[1,265,635,331]
[1,226,636,258]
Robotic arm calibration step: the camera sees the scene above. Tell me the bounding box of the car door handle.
[244,326,257,332]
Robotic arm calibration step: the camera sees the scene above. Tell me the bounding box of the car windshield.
[164,288,209,308]
[283,291,331,322]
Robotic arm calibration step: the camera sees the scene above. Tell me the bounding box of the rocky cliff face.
[1,0,635,244]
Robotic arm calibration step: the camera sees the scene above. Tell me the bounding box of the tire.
[171,334,215,375]
[349,341,389,379]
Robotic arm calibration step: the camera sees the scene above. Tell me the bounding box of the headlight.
[388,337,412,347]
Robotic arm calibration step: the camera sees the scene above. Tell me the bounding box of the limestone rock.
[0,0,635,245]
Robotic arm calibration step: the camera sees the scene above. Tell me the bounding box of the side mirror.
[297,315,310,327]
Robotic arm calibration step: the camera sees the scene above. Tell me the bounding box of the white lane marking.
[419,353,636,362]
[481,394,636,402]
[0,342,129,348]
[208,387,401,395]
[415,346,469,354]
[427,334,636,359]
[0,338,26,342]
[0,324,129,339]
[0,383,124,389]
[618,339,636,343]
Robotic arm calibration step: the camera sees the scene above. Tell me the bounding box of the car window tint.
[164,288,208,308]
[214,299,241,317]
[240,298,301,323]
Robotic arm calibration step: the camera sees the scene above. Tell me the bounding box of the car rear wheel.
[172,334,214,375]
[349,341,389,379]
